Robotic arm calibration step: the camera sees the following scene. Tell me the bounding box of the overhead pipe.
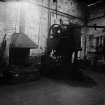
[88,15,105,21]
[38,4,84,21]
[72,25,105,29]
[87,0,104,7]
[84,25,105,28]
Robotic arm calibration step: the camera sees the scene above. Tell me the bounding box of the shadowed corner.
[43,64,97,88]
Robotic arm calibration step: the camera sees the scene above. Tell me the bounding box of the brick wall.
[0,0,84,63]
[85,7,105,61]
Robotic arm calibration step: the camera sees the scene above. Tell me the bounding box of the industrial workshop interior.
[0,0,105,105]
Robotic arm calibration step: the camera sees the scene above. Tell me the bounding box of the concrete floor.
[0,70,105,105]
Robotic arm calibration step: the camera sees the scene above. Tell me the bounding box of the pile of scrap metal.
[3,65,40,84]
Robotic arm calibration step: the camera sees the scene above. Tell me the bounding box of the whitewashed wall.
[0,0,83,58]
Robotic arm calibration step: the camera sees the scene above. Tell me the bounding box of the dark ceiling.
[82,0,100,4]
[0,0,104,6]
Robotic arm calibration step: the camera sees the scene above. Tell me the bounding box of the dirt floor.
[0,67,105,105]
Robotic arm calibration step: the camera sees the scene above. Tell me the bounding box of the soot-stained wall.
[85,7,105,61]
[0,0,84,63]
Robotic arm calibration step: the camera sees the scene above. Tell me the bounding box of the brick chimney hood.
[10,33,38,49]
